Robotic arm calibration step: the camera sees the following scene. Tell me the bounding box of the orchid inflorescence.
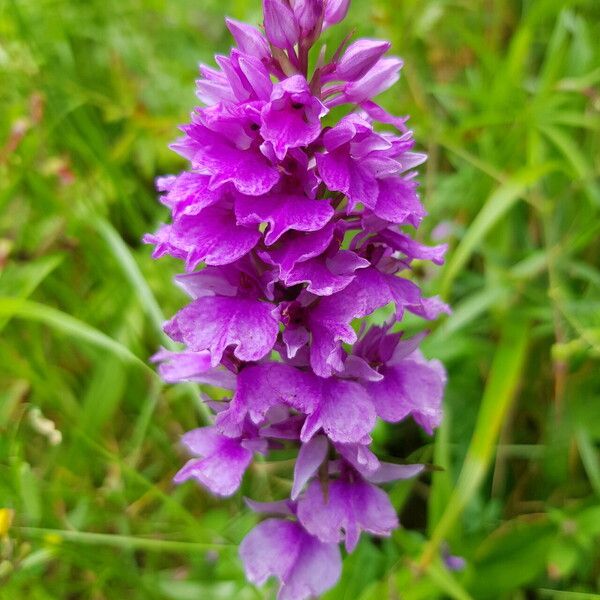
[145,0,450,597]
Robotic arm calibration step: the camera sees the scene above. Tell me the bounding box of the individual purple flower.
[240,518,342,600]
[235,190,334,245]
[172,105,280,196]
[173,427,258,497]
[365,345,447,435]
[261,75,328,160]
[442,544,467,572]
[297,476,398,552]
[146,1,451,597]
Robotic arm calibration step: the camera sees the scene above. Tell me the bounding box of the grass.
[1,0,599,598]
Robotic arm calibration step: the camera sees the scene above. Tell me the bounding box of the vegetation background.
[1,0,600,598]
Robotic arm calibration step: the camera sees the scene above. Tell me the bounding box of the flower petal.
[174,428,253,497]
[235,193,334,245]
[164,297,279,367]
[291,435,329,500]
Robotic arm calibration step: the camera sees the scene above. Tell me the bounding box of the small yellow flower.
[0,509,14,538]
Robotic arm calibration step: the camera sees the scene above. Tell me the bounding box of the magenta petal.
[341,355,384,382]
[170,205,260,270]
[366,356,445,434]
[164,297,279,367]
[260,223,336,274]
[300,378,376,444]
[240,519,342,600]
[317,150,378,210]
[335,442,381,475]
[365,462,425,484]
[245,498,295,516]
[307,267,418,377]
[360,100,409,132]
[283,250,368,296]
[175,268,239,299]
[151,348,236,389]
[293,0,324,35]
[291,436,329,500]
[279,531,341,600]
[263,0,299,49]
[373,176,427,225]
[207,148,280,196]
[283,325,310,359]
[324,0,350,27]
[336,39,392,82]
[235,193,334,245]
[174,428,252,497]
[177,120,280,196]
[240,519,300,586]
[220,363,322,432]
[379,229,447,265]
[297,479,399,552]
[159,172,221,216]
[261,75,329,160]
[344,57,404,104]
[226,18,271,61]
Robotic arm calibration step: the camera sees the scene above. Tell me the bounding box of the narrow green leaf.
[0,297,153,374]
[440,164,556,298]
[92,217,167,339]
[16,527,233,552]
[418,321,529,568]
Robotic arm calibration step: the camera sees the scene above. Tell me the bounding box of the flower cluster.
[146,1,450,598]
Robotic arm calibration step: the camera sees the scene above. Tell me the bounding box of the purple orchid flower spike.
[146,0,451,597]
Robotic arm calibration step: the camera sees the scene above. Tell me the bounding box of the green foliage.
[1,0,599,598]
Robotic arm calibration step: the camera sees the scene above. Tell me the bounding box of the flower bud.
[336,39,391,81]
[226,18,271,61]
[293,0,325,36]
[344,57,403,103]
[263,0,300,49]
[324,0,350,28]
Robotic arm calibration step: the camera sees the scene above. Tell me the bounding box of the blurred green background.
[1,0,600,598]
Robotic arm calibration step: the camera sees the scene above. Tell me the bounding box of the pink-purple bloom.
[146,2,450,598]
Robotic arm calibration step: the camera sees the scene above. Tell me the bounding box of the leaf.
[540,124,600,206]
[418,320,530,568]
[470,517,556,597]
[0,297,153,374]
[92,217,167,338]
[0,254,64,332]
[440,164,556,297]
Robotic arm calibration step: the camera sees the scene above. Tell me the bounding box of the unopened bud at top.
[293,0,325,37]
[324,0,350,28]
[226,18,271,61]
[263,0,300,49]
[336,39,391,81]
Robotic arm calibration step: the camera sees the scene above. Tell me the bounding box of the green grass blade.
[0,297,153,374]
[440,164,556,298]
[16,527,233,552]
[418,320,530,569]
[92,217,168,339]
